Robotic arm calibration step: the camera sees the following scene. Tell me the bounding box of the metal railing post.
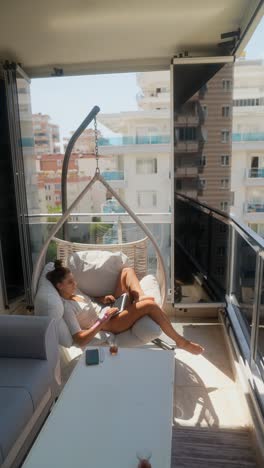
[250,251,263,365]
[227,224,236,299]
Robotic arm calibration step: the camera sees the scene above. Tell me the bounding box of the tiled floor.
[160,320,250,429]
[159,319,259,467]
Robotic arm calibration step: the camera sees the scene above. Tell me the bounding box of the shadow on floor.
[180,323,235,382]
[174,358,220,427]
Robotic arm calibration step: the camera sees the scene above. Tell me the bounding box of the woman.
[47,260,204,354]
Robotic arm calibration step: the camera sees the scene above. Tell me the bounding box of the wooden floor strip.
[171,426,257,468]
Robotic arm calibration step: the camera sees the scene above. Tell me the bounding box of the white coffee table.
[22,347,175,468]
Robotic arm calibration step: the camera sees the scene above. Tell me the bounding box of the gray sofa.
[0,315,60,468]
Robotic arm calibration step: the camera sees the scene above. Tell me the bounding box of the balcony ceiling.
[0,0,263,77]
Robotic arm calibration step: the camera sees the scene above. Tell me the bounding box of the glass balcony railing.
[248,168,264,178]
[175,192,264,392]
[98,135,170,146]
[27,212,172,291]
[232,132,264,142]
[101,171,124,181]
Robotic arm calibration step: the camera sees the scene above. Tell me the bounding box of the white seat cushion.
[34,260,162,352]
[140,274,162,306]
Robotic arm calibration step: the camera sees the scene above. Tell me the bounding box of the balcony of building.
[100,170,125,189]
[233,132,264,142]
[174,101,200,125]
[175,166,199,177]
[245,168,264,187]
[3,194,263,465]
[99,135,170,146]
[1,1,264,466]
[174,140,200,153]
[244,202,264,224]
[136,90,170,110]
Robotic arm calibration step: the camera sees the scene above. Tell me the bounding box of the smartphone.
[112,293,129,316]
[85,348,99,366]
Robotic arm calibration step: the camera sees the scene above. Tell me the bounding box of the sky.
[30,15,264,140]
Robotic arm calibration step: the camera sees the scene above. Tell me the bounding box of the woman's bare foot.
[177,338,204,355]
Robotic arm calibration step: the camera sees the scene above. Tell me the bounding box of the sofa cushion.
[35,262,73,347]
[140,274,162,306]
[0,387,33,459]
[68,250,129,296]
[0,358,51,409]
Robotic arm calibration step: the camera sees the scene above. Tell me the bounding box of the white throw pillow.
[34,262,73,347]
[68,250,129,297]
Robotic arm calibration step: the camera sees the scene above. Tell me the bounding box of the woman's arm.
[93,295,116,305]
[72,307,118,347]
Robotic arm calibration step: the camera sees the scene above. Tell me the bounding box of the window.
[136,158,157,174]
[221,131,230,143]
[175,127,197,141]
[222,106,230,117]
[221,155,229,166]
[222,80,231,91]
[200,179,206,189]
[57,160,62,166]
[220,201,228,212]
[137,191,157,208]
[221,178,229,189]
[233,98,264,107]
[202,105,208,118]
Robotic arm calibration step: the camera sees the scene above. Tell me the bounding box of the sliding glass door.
[1,63,34,306]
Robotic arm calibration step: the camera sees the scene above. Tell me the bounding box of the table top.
[23,347,175,468]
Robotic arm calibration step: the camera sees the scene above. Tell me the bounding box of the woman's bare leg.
[101,299,204,355]
[114,267,151,302]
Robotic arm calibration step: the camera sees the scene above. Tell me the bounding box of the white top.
[63,289,103,335]
[22,347,175,468]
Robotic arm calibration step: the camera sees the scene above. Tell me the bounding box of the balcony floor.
[8,302,259,466]
[160,319,259,467]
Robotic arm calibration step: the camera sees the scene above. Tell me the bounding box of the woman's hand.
[99,295,115,305]
[101,307,118,323]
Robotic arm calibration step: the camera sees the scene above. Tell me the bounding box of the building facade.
[231,59,264,236]
[33,113,60,155]
[174,63,233,212]
[98,71,171,224]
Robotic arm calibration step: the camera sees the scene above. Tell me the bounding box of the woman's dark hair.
[46,259,71,289]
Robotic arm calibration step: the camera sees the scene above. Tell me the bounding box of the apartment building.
[33,113,60,155]
[97,71,171,224]
[174,63,233,211]
[36,152,115,215]
[63,128,102,153]
[231,59,264,236]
